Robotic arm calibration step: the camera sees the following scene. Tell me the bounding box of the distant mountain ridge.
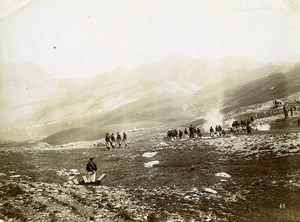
[0,55,297,142]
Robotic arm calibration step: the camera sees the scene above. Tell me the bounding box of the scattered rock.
[69,169,80,175]
[157,142,168,147]
[9,175,21,178]
[203,188,217,194]
[144,161,159,168]
[215,172,231,178]
[142,152,157,158]
[279,203,286,209]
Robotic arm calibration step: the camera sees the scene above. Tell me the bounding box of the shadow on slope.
[222,64,300,113]
[42,128,104,145]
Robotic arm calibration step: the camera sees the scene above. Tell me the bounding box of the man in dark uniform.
[189,125,194,138]
[179,130,183,140]
[86,157,97,183]
[116,132,122,148]
[184,128,188,138]
[210,126,214,137]
[246,120,251,135]
[110,133,116,149]
[122,132,128,148]
[283,105,288,119]
[105,133,111,150]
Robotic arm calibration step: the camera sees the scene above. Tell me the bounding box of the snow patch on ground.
[142,152,157,158]
[256,123,271,131]
[144,160,159,168]
[204,188,218,194]
[186,83,202,92]
[151,80,190,94]
[101,96,138,112]
[151,81,202,94]
[215,172,231,178]
[157,142,168,147]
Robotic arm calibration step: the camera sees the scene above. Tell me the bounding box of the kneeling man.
[86,157,97,183]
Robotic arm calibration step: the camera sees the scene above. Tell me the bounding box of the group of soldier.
[283,104,296,119]
[167,125,203,140]
[105,132,127,150]
[209,125,226,137]
[230,117,254,135]
[273,99,297,119]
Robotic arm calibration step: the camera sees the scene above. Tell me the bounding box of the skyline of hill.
[0,54,298,142]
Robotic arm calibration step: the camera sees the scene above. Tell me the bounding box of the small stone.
[9,175,21,178]
[215,172,231,178]
[204,188,217,194]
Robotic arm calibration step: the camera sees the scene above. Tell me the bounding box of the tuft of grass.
[118,210,133,221]
[49,211,58,222]
[7,183,24,197]
[0,202,27,221]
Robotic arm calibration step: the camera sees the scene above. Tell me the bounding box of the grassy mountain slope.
[222,64,300,113]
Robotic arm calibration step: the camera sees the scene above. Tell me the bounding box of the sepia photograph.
[1,0,300,221]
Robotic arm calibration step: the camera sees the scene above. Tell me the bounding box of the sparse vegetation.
[0,202,27,222]
[1,95,300,221]
[6,183,24,196]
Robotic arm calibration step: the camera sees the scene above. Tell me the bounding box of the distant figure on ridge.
[290,107,293,116]
[105,133,111,151]
[196,127,202,138]
[210,126,214,137]
[110,133,116,149]
[122,132,128,148]
[179,130,183,140]
[246,119,251,135]
[117,132,122,148]
[283,105,288,119]
[184,128,189,139]
[283,105,289,119]
[189,125,194,138]
[86,157,97,183]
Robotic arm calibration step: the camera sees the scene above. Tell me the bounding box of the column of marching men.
[105,132,127,150]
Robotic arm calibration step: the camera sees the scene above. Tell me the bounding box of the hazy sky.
[1,0,300,78]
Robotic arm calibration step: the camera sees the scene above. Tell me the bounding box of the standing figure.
[184,128,189,139]
[110,133,116,149]
[86,157,97,183]
[122,132,128,148]
[290,107,293,116]
[246,120,251,135]
[210,126,214,137]
[105,133,111,151]
[116,132,122,148]
[274,99,277,108]
[283,105,288,119]
[219,125,222,133]
[189,125,194,138]
[196,127,202,138]
[179,130,183,140]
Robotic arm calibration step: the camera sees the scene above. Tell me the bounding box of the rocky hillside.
[1,123,300,221]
